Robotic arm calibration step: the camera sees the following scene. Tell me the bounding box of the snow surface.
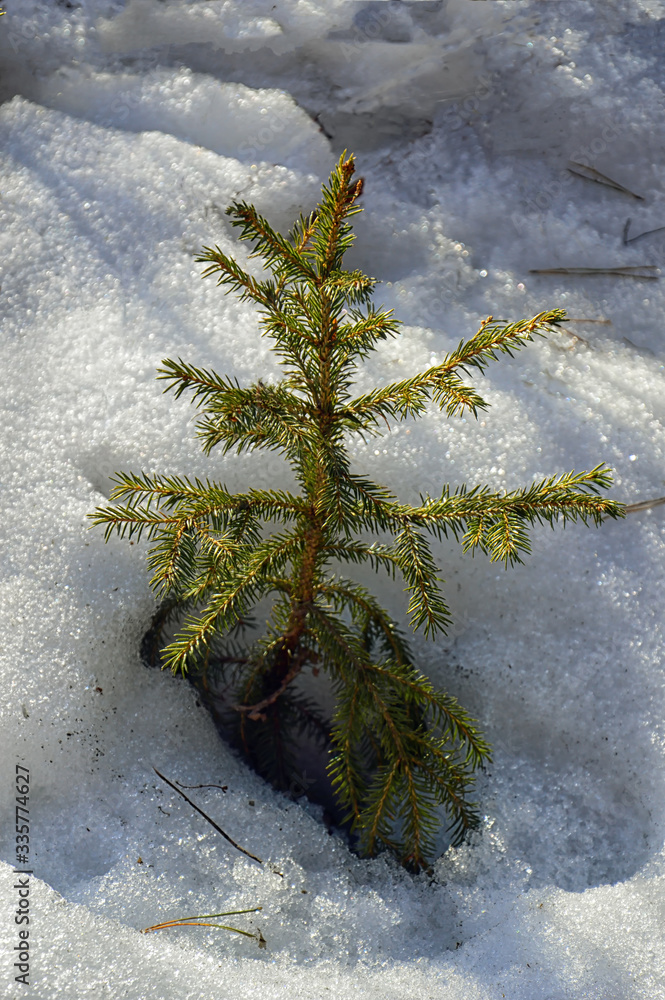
[1,1,664,997]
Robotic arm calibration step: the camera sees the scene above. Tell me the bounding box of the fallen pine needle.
[568,161,644,200]
[529,266,659,279]
[623,218,665,245]
[564,317,612,325]
[625,496,665,514]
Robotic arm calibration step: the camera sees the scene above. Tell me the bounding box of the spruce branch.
[315,578,412,666]
[411,466,624,564]
[224,201,319,284]
[195,246,271,307]
[92,153,624,870]
[393,522,453,637]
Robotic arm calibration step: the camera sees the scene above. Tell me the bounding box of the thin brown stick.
[153,767,263,865]
[176,781,228,793]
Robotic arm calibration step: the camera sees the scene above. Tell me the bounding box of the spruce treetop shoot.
[93,154,624,870]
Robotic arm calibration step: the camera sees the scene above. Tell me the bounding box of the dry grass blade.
[625,496,665,514]
[567,161,644,200]
[144,921,257,936]
[529,266,659,279]
[142,907,263,939]
[154,767,265,867]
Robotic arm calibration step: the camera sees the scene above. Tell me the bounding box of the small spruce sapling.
[92,154,624,870]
